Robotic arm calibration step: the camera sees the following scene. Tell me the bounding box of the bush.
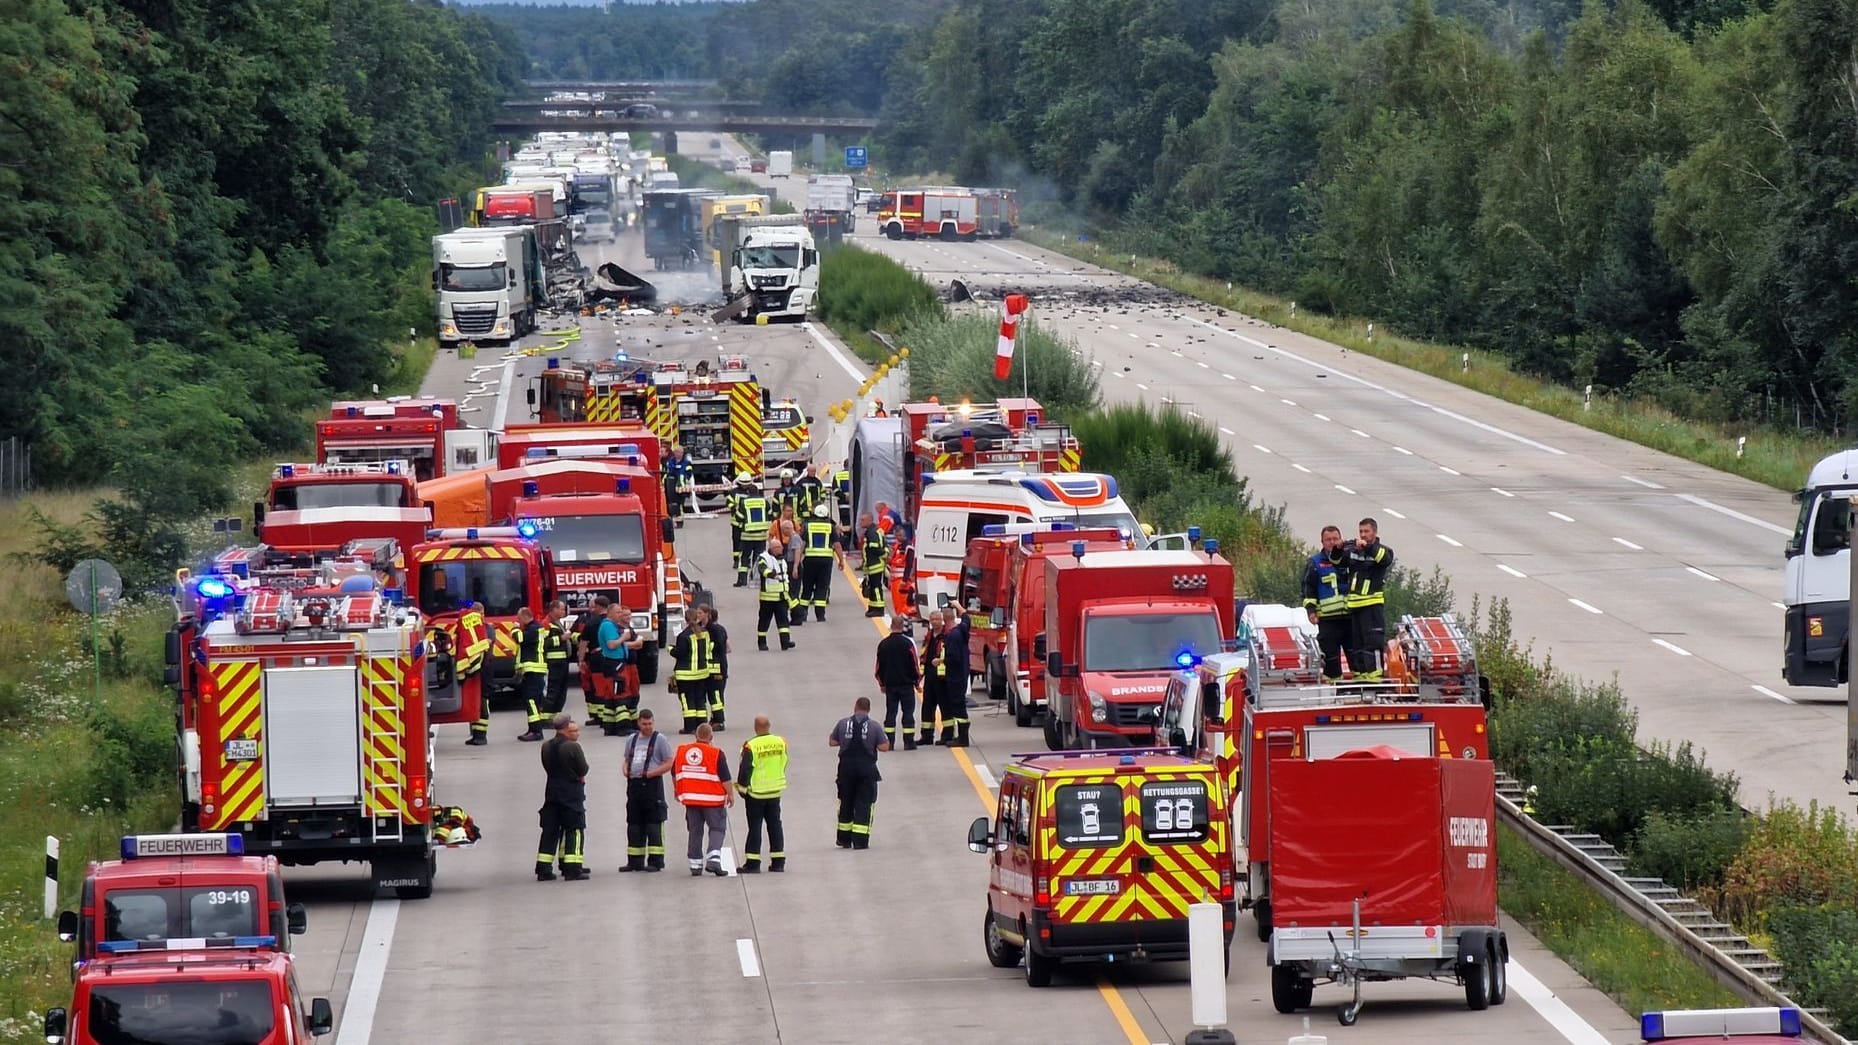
[1768,906,1858,1027]
[1528,736,1738,846]
[1488,672,1638,785]
[82,692,176,812]
[1072,402,1234,491]
[1720,801,1858,929]
[815,245,940,334]
[1628,807,1752,893]
[902,312,1100,414]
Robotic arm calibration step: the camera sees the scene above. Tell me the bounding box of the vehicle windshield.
[740,245,800,270]
[584,209,612,225]
[323,446,435,482]
[270,481,406,511]
[576,190,611,209]
[88,979,276,1045]
[418,560,530,617]
[102,886,263,946]
[440,263,505,292]
[1083,611,1223,673]
[525,513,646,564]
[1069,511,1144,546]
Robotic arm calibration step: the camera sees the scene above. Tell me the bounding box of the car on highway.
[579,208,616,243]
[857,188,880,213]
[709,137,721,150]
[720,157,737,172]
[750,158,768,174]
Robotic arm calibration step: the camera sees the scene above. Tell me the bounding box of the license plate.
[226,739,259,761]
[1064,878,1121,897]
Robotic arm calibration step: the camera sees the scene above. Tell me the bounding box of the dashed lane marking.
[1437,534,1463,547]
[737,939,762,978]
[1653,639,1693,657]
[1569,598,1603,614]
[1498,565,1528,578]
[1753,685,1794,704]
[1613,537,1643,550]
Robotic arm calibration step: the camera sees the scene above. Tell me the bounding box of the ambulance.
[966,749,1235,987]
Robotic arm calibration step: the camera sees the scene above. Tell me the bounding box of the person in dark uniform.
[1300,526,1352,681]
[857,513,887,617]
[619,709,675,872]
[797,505,839,621]
[575,596,612,731]
[706,605,731,731]
[669,608,719,734]
[1344,517,1396,681]
[943,604,974,740]
[917,611,948,747]
[515,607,548,742]
[542,600,572,716]
[874,615,920,750]
[663,445,693,527]
[536,714,589,881]
[830,696,889,849]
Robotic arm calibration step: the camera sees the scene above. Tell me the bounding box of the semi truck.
[432,226,545,347]
[641,188,720,270]
[1785,449,1857,686]
[767,150,794,178]
[804,174,857,239]
[721,216,819,322]
[701,193,769,265]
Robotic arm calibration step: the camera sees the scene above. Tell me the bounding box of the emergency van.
[967,750,1234,987]
[58,833,306,967]
[46,950,332,1045]
[914,471,1142,612]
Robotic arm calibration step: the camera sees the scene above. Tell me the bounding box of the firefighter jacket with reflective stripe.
[804,520,835,557]
[543,620,571,662]
[672,742,729,805]
[664,455,693,487]
[737,734,788,798]
[860,526,886,575]
[516,620,547,676]
[833,470,851,499]
[757,552,789,601]
[775,484,801,514]
[672,629,716,682]
[796,476,824,515]
[459,611,490,672]
[739,497,771,541]
[1301,552,1349,617]
[923,633,947,677]
[1344,540,1394,608]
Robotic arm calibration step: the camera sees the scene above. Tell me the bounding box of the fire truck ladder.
[361,624,407,844]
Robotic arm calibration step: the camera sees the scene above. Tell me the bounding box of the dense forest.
[498,0,1857,434]
[3,0,524,515]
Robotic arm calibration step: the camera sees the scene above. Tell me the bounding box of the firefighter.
[1344,517,1395,681]
[619,709,675,872]
[829,696,889,849]
[943,605,973,744]
[735,715,787,873]
[1301,525,1352,681]
[598,602,642,736]
[663,444,693,527]
[857,513,887,617]
[795,469,825,520]
[535,714,589,882]
[460,601,491,746]
[576,596,612,731]
[874,614,920,750]
[797,504,838,622]
[832,468,852,530]
[755,535,795,651]
[542,600,571,717]
[671,722,734,877]
[669,608,718,734]
[707,605,732,732]
[773,469,801,514]
[733,474,771,587]
[515,607,548,742]
[728,473,751,586]
[918,611,949,747]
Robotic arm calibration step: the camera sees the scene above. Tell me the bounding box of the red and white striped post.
[993,293,1031,381]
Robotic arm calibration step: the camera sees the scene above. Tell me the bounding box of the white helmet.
[813,504,830,519]
[736,472,755,485]
[780,468,795,480]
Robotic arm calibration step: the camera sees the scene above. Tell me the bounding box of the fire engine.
[494,422,664,474]
[45,949,332,1044]
[57,833,306,968]
[166,564,449,899]
[1034,541,1236,751]
[251,462,429,560]
[408,528,553,697]
[314,397,492,481]
[878,187,979,241]
[966,749,1235,987]
[974,188,1019,239]
[959,525,1134,727]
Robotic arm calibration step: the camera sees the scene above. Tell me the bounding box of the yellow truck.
[702,193,769,265]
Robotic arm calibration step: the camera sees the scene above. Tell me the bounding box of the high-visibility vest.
[543,621,570,663]
[740,497,771,540]
[804,520,834,558]
[516,622,547,676]
[757,553,788,600]
[1345,542,1392,608]
[740,734,788,798]
[1305,553,1348,617]
[674,632,714,682]
[861,527,886,575]
[672,743,728,805]
[459,611,489,671]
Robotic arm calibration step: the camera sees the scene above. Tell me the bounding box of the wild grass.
[814,245,941,364]
[901,312,1099,414]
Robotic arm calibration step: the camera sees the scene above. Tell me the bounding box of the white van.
[912,470,1143,609]
[1785,449,1858,687]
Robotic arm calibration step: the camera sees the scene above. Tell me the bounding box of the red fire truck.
[45,949,332,1044]
[1036,542,1236,750]
[959,525,1132,726]
[975,188,1019,239]
[251,462,429,559]
[314,397,491,481]
[877,187,979,241]
[166,568,448,899]
[494,423,663,474]
[409,529,553,698]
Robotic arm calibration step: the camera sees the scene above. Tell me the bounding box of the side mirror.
[44,1008,67,1045]
[526,387,537,406]
[1045,650,1062,678]
[251,502,266,530]
[661,517,676,545]
[287,902,308,935]
[1785,539,1802,558]
[1168,727,1187,748]
[805,414,815,425]
[429,272,438,291]
[308,998,334,1037]
[990,607,1006,629]
[507,272,516,288]
[966,816,994,854]
[163,630,182,670]
[1033,634,1048,660]
[1201,680,1222,724]
[56,910,77,943]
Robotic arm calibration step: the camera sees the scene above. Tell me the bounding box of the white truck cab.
[1784,450,1858,686]
[727,221,818,321]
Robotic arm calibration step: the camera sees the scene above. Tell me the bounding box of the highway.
[272,215,1647,1045]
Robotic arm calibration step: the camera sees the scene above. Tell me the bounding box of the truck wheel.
[1042,711,1064,751]
[1254,899,1273,942]
[986,654,1007,702]
[1488,938,1508,1005]
[1270,964,1306,1014]
[984,908,1022,969]
[637,643,660,685]
[941,226,958,242]
[1023,940,1055,988]
[1011,688,1034,728]
[392,852,436,901]
[1462,954,1491,1010]
[886,226,902,241]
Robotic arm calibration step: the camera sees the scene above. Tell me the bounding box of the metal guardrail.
[1493,772,1846,1044]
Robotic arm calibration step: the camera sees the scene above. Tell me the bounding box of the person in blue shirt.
[597,603,643,736]
[663,445,694,527]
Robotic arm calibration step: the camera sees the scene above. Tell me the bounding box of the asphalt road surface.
[275,218,1646,1045]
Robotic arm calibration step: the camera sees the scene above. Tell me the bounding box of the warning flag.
[994,294,1030,381]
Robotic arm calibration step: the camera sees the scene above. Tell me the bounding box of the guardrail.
[1494,772,1845,1044]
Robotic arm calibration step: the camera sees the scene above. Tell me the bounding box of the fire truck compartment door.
[446,429,493,474]
[1303,723,1434,761]
[263,666,362,806]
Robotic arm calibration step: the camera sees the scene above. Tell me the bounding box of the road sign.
[844,146,868,170]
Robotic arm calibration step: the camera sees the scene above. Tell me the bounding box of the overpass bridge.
[522,79,717,94]
[502,99,768,115]
[491,113,879,146]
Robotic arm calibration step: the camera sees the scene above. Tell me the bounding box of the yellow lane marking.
[838,556,1152,1045]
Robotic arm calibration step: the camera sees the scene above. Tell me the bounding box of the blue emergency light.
[1050,522,1075,531]
[278,464,295,478]
[617,478,632,494]
[982,524,1006,537]
[1071,541,1086,560]
[547,357,560,370]
[1174,651,1197,669]
[195,577,233,600]
[523,480,540,498]
[1204,539,1220,555]
[515,519,540,540]
[384,588,405,605]
[1188,526,1201,542]
[1119,755,1136,765]
[627,455,639,467]
[386,461,401,475]
[1641,1008,1801,1040]
[99,935,277,954]
[466,528,479,540]
[122,833,243,860]
[1027,412,1040,424]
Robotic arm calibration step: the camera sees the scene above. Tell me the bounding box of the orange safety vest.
[672,742,728,806]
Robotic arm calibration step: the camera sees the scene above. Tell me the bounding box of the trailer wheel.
[940,225,958,242]
[1023,939,1055,988]
[984,908,1022,969]
[1461,954,1491,1011]
[1488,938,1508,1005]
[1253,899,1273,942]
[1270,964,1307,1014]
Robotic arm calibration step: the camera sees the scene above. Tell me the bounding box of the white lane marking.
[1280,398,1297,406]
[1335,484,1356,495]
[1436,534,1463,547]
[1253,444,1273,455]
[1351,428,1371,439]
[1127,332,1140,339]
[1753,684,1795,704]
[1676,493,1792,536]
[1549,511,1575,522]
[1179,316,1568,455]
[1393,446,1414,455]
[1136,382,1150,390]
[1613,537,1643,550]
[1491,487,1515,498]
[986,243,1041,265]
[1112,371,1125,379]
[1506,960,1614,1045]
[1222,373,1237,380]
[1219,426,1235,436]
[1498,564,1528,578]
[1293,463,1312,473]
[1440,466,1462,476]
[1622,474,1666,489]
[1196,361,1210,369]
[974,763,998,790]
[332,900,400,1045]
[1569,598,1603,614]
[1382,508,1407,519]
[1109,323,1121,330]
[1312,412,1331,422]
[493,356,518,433]
[737,938,763,978]
[1249,384,1265,392]
[1653,638,1693,657]
[802,322,869,383]
[1686,566,1721,582]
